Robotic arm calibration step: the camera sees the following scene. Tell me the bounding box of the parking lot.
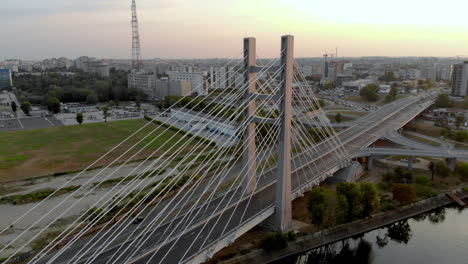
[0,116,63,132]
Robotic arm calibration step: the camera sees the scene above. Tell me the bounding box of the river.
[275,205,468,264]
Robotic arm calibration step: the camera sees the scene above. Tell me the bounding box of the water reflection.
[276,206,465,264]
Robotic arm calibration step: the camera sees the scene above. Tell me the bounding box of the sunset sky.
[2,0,468,60]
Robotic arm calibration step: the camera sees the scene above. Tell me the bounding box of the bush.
[392,184,416,206]
[435,161,451,178]
[359,84,380,102]
[260,232,289,252]
[415,175,430,186]
[456,163,468,179]
[415,185,438,199]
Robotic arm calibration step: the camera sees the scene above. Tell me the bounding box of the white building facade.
[168,71,207,96]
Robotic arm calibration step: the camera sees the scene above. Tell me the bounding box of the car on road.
[132,217,144,224]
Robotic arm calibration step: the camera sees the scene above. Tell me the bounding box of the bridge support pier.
[447,158,457,172]
[367,155,374,170]
[242,37,257,196]
[408,156,415,170]
[274,35,294,232]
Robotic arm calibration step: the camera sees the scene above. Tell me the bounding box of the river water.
[276,206,468,264]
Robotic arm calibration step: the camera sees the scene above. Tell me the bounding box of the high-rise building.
[451,61,468,97]
[74,57,110,78]
[0,69,13,89]
[155,79,192,99]
[128,72,156,98]
[168,71,208,96]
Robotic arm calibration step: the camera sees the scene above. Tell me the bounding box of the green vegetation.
[307,187,336,227]
[335,113,342,123]
[102,106,109,122]
[76,112,84,125]
[402,132,440,147]
[385,87,399,102]
[13,69,146,105]
[455,115,465,130]
[94,169,166,188]
[379,71,397,82]
[20,101,31,115]
[0,119,204,182]
[392,184,416,205]
[359,84,380,102]
[260,232,297,252]
[406,121,442,138]
[307,182,380,227]
[11,101,17,113]
[434,93,453,108]
[0,185,80,205]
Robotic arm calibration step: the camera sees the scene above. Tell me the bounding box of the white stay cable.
[0,54,245,242]
[293,63,349,161]
[67,62,284,264]
[108,77,284,264]
[10,60,250,263]
[147,99,283,264]
[33,67,253,264]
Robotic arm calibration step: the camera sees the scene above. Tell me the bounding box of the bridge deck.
[39,96,433,264]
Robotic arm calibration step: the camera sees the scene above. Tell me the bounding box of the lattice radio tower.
[131,0,143,71]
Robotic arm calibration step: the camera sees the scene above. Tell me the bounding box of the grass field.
[402,132,441,147]
[406,121,442,138]
[0,119,205,182]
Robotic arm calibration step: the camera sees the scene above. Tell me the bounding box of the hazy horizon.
[2,0,468,60]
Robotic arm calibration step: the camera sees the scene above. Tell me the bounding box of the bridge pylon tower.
[242,35,294,232]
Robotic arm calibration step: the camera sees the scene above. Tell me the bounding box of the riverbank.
[220,188,468,264]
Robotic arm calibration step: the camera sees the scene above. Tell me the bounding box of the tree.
[11,101,17,113]
[335,113,342,123]
[435,161,450,178]
[387,86,399,102]
[136,95,141,112]
[428,161,436,181]
[359,84,380,102]
[336,182,362,222]
[20,101,32,115]
[102,106,109,122]
[307,187,333,227]
[435,117,448,128]
[360,182,380,218]
[393,167,414,184]
[456,162,468,179]
[392,184,416,206]
[379,71,396,82]
[434,93,452,108]
[46,96,61,114]
[464,96,468,109]
[86,92,98,105]
[76,112,84,125]
[455,130,468,142]
[455,114,465,129]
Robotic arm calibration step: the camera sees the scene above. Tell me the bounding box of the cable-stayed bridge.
[1,36,438,264]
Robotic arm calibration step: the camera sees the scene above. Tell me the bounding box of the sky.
[2,0,468,60]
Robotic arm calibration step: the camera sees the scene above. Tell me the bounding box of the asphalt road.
[37,95,431,264]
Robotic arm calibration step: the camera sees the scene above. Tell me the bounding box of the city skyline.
[2,0,468,60]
